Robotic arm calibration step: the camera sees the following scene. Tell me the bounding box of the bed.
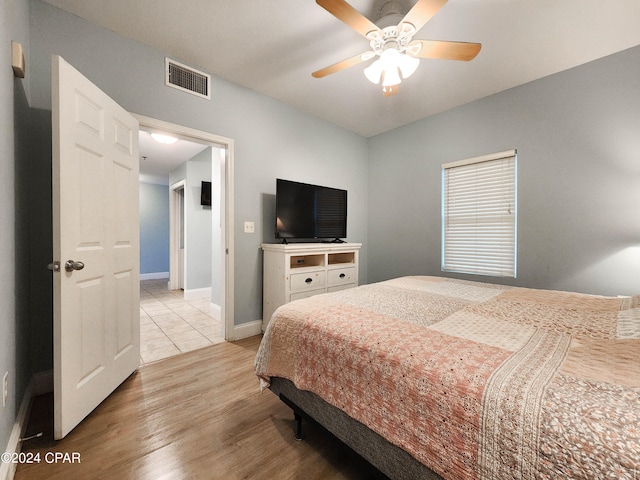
[255,276,640,480]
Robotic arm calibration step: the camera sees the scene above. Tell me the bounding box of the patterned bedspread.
[254,276,640,480]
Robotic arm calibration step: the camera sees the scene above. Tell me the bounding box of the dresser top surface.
[261,242,361,253]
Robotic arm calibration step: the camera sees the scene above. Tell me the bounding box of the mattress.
[255,276,640,479]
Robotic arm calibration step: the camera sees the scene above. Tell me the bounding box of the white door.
[52,56,140,439]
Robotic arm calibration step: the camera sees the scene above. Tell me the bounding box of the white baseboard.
[210,303,221,321]
[0,368,52,480]
[233,320,263,341]
[184,287,211,301]
[140,272,169,280]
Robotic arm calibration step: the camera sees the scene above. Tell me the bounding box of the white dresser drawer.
[327,267,356,286]
[290,271,326,291]
[290,288,325,302]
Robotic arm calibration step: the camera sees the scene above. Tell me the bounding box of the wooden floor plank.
[15,336,388,480]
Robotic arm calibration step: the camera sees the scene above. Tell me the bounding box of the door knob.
[65,260,85,272]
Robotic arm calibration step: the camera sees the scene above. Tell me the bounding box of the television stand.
[261,242,362,331]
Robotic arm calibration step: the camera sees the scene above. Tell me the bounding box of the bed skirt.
[269,376,443,480]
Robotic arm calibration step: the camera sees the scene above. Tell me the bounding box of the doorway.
[136,115,235,363]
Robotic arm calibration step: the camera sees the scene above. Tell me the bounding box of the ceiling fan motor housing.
[377,0,405,28]
[368,23,416,55]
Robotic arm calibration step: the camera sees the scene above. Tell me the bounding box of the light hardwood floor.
[15,336,388,480]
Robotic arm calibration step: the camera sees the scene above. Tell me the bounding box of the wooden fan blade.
[410,40,481,61]
[312,52,368,78]
[401,0,448,32]
[316,0,380,37]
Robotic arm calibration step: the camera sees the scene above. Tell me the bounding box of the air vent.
[165,58,211,99]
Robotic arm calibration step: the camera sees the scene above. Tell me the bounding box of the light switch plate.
[12,41,25,78]
[243,221,255,233]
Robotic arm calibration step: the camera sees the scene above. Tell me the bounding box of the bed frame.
[269,377,443,480]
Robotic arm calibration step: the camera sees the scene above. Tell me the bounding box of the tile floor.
[139,279,224,365]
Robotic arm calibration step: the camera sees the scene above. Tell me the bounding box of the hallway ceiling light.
[151,133,178,145]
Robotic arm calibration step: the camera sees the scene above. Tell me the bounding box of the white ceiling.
[45,0,640,139]
[138,130,209,185]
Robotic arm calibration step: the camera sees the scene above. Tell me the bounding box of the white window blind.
[442,150,517,277]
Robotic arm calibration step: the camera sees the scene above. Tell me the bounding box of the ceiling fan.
[312,0,481,96]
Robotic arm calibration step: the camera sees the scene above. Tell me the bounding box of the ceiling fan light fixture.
[364,60,384,84]
[313,0,481,98]
[398,53,419,78]
[381,66,402,87]
[365,48,419,92]
[379,48,401,70]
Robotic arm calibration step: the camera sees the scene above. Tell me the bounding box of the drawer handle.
[305,278,313,283]
[339,273,346,278]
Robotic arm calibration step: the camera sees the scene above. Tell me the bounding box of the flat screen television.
[275,179,347,242]
[201,181,212,206]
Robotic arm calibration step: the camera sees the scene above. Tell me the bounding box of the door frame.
[169,180,185,291]
[134,114,235,341]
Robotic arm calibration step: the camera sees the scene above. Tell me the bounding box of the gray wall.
[27,0,369,344]
[186,148,213,291]
[0,0,31,456]
[368,45,640,296]
[139,182,170,275]
[169,147,224,300]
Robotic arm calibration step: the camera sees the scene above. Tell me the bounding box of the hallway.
[139,279,224,364]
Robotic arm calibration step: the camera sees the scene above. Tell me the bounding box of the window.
[442,150,517,277]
